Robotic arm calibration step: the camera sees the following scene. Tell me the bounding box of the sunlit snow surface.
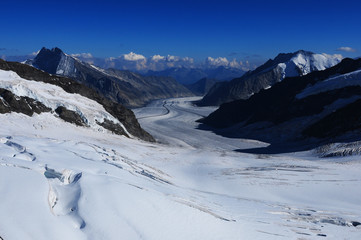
[1,97,361,239]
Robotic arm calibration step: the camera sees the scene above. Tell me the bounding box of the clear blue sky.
[1,0,361,64]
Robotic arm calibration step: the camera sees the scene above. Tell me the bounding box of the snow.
[0,93,360,239]
[296,69,361,99]
[56,53,76,76]
[277,52,342,80]
[0,69,130,136]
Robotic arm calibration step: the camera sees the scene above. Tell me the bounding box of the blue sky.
[1,0,361,65]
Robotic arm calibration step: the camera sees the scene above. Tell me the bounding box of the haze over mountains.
[3,49,251,85]
[27,47,194,108]
[69,52,250,83]
[197,50,343,106]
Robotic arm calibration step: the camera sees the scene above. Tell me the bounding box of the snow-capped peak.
[277,50,342,79]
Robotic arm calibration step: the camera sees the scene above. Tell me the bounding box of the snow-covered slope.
[197,50,342,106]
[1,97,360,239]
[296,69,361,99]
[277,51,342,78]
[56,52,77,76]
[0,69,129,134]
[0,59,154,141]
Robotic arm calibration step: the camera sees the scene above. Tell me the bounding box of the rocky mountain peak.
[33,47,67,74]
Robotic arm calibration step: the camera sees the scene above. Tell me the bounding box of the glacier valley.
[0,97,360,239]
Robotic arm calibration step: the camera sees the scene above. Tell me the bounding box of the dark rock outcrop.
[55,106,87,127]
[0,59,154,142]
[303,99,361,139]
[0,88,51,115]
[96,119,129,137]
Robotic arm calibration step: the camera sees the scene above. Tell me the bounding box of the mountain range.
[27,47,193,108]
[199,57,361,153]
[197,50,342,106]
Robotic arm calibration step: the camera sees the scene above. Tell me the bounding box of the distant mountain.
[199,58,361,152]
[185,78,218,96]
[146,66,245,85]
[0,59,154,142]
[27,47,193,108]
[197,50,342,106]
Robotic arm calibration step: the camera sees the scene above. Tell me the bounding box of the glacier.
[0,95,360,239]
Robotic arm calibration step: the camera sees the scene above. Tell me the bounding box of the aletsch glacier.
[0,95,360,239]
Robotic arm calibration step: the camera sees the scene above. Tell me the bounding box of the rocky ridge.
[0,59,154,142]
[197,50,342,106]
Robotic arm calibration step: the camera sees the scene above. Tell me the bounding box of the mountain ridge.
[198,57,361,152]
[197,50,342,106]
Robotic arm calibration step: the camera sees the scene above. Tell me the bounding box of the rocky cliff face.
[29,47,193,108]
[0,59,154,142]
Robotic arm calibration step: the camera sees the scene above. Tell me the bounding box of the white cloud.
[204,56,250,70]
[336,47,357,53]
[71,53,93,59]
[182,57,194,64]
[148,55,194,71]
[66,50,248,72]
[122,52,146,61]
[31,50,40,56]
[151,55,165,61]
[206,57,229,67]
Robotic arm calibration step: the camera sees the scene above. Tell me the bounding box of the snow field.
[0,97,360,239]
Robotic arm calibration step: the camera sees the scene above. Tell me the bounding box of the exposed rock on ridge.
[0,59,154,142]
